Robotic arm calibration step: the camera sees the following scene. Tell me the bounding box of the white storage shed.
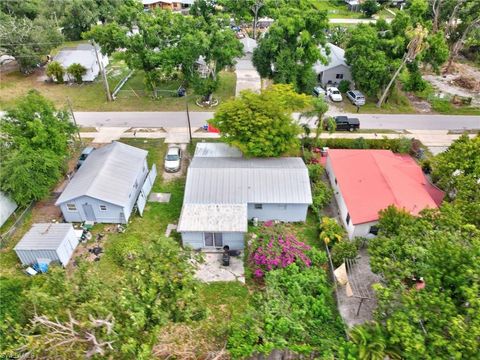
[14,223,79,267]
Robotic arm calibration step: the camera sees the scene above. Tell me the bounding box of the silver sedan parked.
[164,146,182,173]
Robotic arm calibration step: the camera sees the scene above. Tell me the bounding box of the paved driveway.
[235,58,261,95]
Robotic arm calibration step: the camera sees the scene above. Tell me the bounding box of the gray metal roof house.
[14,223,79,267]
[177,143,312,250]
[56,141,157,224]
[313,43,352,87]
[53,43,109,82]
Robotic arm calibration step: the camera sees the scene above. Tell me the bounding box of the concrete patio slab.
[149,192,171,203]
[194,252,245,283]
[336,248,381,328]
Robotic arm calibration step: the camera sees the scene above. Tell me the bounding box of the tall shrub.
[67,63,87,83]
[45,61,65,83]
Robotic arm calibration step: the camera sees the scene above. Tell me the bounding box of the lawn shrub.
[338,80,351,93]
[331,240,359,267]
[307,163,324,180]
[311,181,333,216]
[304,137,414,154]
[431,98,454,113]
[319,217,345,246]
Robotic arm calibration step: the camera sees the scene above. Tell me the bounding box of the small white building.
[14,223,79,267]
[325,149,444,239]
[53,43,109,82]
[313,43,352,87]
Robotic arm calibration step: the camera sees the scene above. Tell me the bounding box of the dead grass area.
[153,323,228,360]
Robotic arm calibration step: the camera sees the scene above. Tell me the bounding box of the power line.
[0,42,71,46]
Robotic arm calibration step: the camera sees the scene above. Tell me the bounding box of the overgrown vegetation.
[0,91,76,205]
[229,223,345,357]
[348,134,480,359]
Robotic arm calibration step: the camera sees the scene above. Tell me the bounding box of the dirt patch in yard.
[423,62,480,106]
[29,194,63,223]
[405,93,432,113]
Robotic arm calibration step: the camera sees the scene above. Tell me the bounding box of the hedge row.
[303,137,417,154]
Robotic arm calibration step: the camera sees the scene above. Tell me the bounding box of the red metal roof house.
[325,149,444,238]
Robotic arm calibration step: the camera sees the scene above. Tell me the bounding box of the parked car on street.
[327,87,343,102]
[76,147,95,169]
[313,85,326,97]
[332,116,360,131]
[164,146,182,173]
[346,90,366,106]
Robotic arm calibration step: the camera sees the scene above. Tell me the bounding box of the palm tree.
[300,97,329,141]
[349,322,400,360]
[376,25,429,108]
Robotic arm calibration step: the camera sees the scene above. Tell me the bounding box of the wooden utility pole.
[92,41,112,102]
[67,97,82,142]
[185,89,192,143]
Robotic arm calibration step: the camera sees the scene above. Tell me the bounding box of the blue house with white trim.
[56,142,156,224]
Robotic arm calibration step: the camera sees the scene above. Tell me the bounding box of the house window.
[254,204,263,210]
[99,205,108,211]
[346,213,350,225]
[66,203,77,211]
[204,232,223,247]
[369,226,379,235]
[336,74,344,79]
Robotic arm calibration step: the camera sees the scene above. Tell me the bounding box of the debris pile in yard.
[452,76,479,91]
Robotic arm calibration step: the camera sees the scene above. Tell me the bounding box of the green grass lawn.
[0,68,236,112]
[313,0,364,19]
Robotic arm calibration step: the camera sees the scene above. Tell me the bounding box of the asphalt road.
[73,111,480,130]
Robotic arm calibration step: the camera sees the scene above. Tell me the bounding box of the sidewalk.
[80,127,473,153]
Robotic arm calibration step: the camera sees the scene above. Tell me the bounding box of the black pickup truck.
[333,116,360,131]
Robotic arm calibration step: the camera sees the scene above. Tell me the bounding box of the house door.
[82,203,95,222]
[204,232,223,248]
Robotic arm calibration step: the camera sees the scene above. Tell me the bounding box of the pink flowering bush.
[250,234,311,278]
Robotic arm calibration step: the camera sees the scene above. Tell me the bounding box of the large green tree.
[86,6,242,97]
[0,13,63,74]
[252,5,329,93]
[368,205,480,359]
[209,84,310,157]
[430,134,480,226]
[0,90,76,205]
[345,25,392,98]
[429,0,480,72]
[61,0,99,40]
